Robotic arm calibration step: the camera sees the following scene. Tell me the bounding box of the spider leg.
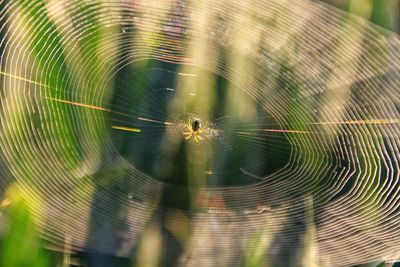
[185,132,192,140]
[183,125,191,136]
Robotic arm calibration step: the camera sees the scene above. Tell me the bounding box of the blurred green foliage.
[0,197,52,267]
[325,0,396,30]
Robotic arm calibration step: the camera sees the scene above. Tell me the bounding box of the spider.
[183,116,206,142]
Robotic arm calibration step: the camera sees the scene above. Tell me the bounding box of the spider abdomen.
[192,120,200,131]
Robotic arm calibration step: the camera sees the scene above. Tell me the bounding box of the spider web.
[1,0,400,266]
